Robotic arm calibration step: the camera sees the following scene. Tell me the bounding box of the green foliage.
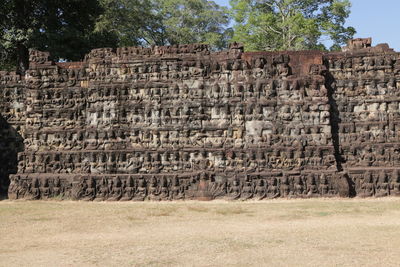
[28,0,116,61]
[230,0,356,51]
[96,0,232,49]
[95,0,159,47]
[154,0,232,49]
[0,0,118,71]
[0,0,356,71]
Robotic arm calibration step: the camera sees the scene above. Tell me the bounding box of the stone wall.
[3,39,399,200]
[0,70,25,194]
[326,42,400,197]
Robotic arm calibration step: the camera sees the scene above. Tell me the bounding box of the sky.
[215,0,400,51]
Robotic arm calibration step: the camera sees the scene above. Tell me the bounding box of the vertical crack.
[324,59,356,197]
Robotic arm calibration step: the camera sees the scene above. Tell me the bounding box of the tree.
[0,0,116,73]
[0,0,232,71]
[95,0,159,47]
[154,0,232,49]
[95,0,232,49]
[230,0,356,51]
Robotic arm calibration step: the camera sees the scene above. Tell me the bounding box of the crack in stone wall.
[1,40,398,200]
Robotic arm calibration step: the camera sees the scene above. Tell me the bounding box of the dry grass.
[1,198,400,266]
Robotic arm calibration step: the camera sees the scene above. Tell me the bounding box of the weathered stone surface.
[1,40,399,200]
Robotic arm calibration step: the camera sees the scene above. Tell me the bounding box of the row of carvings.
[25,99,330,114]
[24,123,330,135]
[338,121,400,131]
[23,85,327,103]
[84,44,237,60]
[331,73,398,82]
[336,107,399,119]
[25,68,289,85]
[85,58,292,76]
[10,168,400,200]
[338,132,400,144]
[351,170,400,197]
[29,45,240,66]
[24,77,290,92]
[17,149,336,174]
[17,50,400,77]
[8,172,340,201]
[23,124,331,139]
[334,86,400,98]
[328,68,396,80]
[27,57,292,80]
[22,136,331,151]
[333,76,399,86]
[334,80,400,95]
[336,115,400,123]
[24,113,330,129]
[22,131,333,151]
[337,112,400,123]
[326,55,397,70]
[79,55,398,82]
[338,121,400,132]
[340,145,400,167]
[337,111,400,120]
[26,104,330,117]
[24,95,327,107]
[24,109,330,125]
[332,78,400,94]
[41,45,214,64]
[23,122,331,137]
[0,61,293,87]
[18,147,336,161]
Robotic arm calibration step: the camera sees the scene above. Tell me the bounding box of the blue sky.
[215,0,400,51]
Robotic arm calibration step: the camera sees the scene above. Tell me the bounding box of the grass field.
[1,198,400,267]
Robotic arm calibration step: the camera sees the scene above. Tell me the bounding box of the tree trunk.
[16,42,29,75]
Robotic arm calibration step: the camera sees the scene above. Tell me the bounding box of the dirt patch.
[1,198,400,266]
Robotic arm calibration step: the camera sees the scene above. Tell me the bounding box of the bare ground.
[1,198,400,267]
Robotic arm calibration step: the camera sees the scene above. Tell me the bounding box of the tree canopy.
[95,0,231,49]
[0,0,117,72]
[0,0,356,72]
[153,0,232,48]
[230,0,356,51]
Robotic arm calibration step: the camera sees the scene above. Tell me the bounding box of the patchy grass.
[214,206,251,216]
[1,198,400,266]
[186,205,210,213]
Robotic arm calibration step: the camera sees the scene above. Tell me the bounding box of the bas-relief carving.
[2,40,400,200]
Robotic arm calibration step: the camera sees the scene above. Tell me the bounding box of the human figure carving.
[375,171,389,197]
[95,177,109,201]
[359,172,375,198]
[306,174,319,197]
[170,176,184,200]
[148,176,161,201]
[227,176,241,200]
[280,175,291,198]
[390,170,400,196]
[254,179,266,200]
[108,177,123,201]
[318,174,330,196]
[293,176,305,198]
[26,178,40,200]
[265,177,279,199]
[133,178,147,201]
[121,176,135,201]
[40,178,51,199]
[82,178,96,201]
[240,175,254,200]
